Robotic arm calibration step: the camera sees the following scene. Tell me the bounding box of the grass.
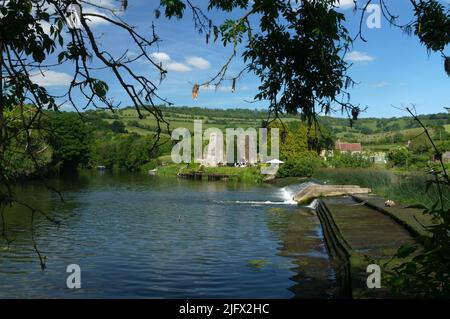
[313,168,450,209]
[445,124,450,133]
[152,161,263,183]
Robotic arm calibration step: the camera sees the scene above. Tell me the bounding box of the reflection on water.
[0,172,334,298]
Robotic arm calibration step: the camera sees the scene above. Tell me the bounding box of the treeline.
[319,113,449,133]
[4,108,172,179]
[84,111,173,171]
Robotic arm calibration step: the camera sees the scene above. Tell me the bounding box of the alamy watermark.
[366,264,381,289]
[66,264,81,289]
[65,3,82,30]
[366,4,381,29]
[171,120,280,175]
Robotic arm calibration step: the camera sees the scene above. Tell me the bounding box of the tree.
[360,126,373,135]
[44,112,92,172]
[110,120,128,134]
[269,121,308,161]
[0,0,171,181]
[410,134,432,155]
[160,0,358,124]
[0,1,172,265]
[387,147,410,168]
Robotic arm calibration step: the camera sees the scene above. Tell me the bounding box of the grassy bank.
[313,168,449,209]
[153,162,264,183]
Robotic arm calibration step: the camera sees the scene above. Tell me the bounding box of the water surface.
[0,172,335,298]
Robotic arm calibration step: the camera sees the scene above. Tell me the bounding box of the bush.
[329,151,372,168]
[277,152,322,177]
[387,147,410,167]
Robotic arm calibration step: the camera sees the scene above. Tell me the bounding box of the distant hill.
[88,106,450,151]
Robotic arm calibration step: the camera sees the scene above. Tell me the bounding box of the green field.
[93,106,450,151]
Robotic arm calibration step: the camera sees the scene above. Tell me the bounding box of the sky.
[34,0,450,118]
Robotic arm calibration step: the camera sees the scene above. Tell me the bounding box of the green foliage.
[110,120,128,134]
[413,0,450,52]
[141,159,160,172]
[314,168,449,209]
[387,147,410,168]
[387,173,450,297]
[277,152,322,178]
[159,0,355,122]
[329,151,372,168]
[91,133,170,171]
[1,109,52,178]
[43,112,92,172]
[383,112,450,297]
[409,134,432,155]
[274,122,309,161]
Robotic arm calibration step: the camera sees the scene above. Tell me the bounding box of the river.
[0,172,335,298]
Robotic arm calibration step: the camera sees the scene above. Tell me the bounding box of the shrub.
[329,151,372,168]
[387,147,410,167]
[277,152,322,177]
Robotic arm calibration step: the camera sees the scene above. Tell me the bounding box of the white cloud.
[30,71,73,86]
[345,51,375,63]
[151,52,171,63]
[150,52,191,72]
[202,84,249,92]
[186,56,211,70]
[335,0,356,9]
[31,71,73,87]
[167,62,191,72]
[370,81,389,88]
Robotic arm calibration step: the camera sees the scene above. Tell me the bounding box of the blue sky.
[37,0,449,118]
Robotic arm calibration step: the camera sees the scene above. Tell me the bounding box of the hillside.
[88,106,450,151]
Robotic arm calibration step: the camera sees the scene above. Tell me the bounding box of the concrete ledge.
[316,200,353,298]
[317,197,417,298]
[294,185,372,204]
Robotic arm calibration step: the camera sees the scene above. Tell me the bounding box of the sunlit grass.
[314,168,450,209]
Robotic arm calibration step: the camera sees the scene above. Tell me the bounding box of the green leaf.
[396,244,418,259]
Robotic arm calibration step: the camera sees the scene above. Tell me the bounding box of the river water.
[0,172,335,298]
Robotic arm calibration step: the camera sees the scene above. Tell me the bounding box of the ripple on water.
[0,176,335,298]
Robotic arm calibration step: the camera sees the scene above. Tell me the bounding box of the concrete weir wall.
[315,197,416,298]
[316,200,353,298]
[294,185,371,204]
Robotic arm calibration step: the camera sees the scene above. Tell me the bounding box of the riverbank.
[313,168,449,209]
[153,162,265,183]
[151,163,447,210]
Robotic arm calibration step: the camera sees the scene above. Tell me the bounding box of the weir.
[284,182,423,298]
[316,197,421,298]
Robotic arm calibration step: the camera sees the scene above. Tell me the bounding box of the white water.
[305,199,319,210]
[222,182,319,206]
[279,187,297,205]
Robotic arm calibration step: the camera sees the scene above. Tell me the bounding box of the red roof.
[335,140,362,152]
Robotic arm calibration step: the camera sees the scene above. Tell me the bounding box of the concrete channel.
[315,196,422,298]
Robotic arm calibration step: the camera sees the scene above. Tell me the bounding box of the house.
[335,139,362,154]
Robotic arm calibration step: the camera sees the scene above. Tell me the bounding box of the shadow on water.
[265,204,336,299]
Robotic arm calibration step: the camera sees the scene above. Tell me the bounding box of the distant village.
[198,134,450,169]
